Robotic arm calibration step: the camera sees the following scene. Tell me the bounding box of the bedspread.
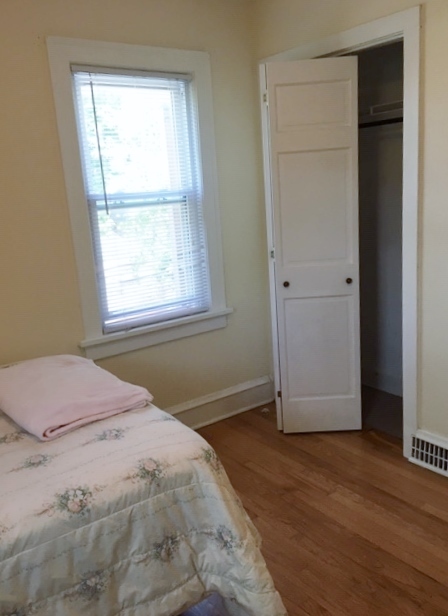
[0,404,287,616]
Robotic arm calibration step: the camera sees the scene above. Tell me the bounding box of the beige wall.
[0,0,270,408]
[255,0,448,437]
[3,0,448,437]
[255,0,422,58]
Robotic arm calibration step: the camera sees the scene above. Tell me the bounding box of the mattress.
[0,404,286,616]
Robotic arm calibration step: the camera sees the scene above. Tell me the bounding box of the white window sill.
[80,308,233,360]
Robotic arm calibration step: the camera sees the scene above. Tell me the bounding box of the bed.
[0,402,286,616]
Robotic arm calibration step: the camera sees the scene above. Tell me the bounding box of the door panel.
[285,297,355,398]
[266,58,361,433]
[275,80,353,129]
[278,149,352,263]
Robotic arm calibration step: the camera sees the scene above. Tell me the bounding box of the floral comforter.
[0,404,286,616]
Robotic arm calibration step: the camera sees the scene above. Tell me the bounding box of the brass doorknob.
[283,281,290,288]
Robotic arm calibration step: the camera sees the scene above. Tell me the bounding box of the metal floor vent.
[411,435,448,477]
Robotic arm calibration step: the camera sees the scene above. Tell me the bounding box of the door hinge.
[270,249,275,259]
[263,91,268,105]
[277,390,282,398]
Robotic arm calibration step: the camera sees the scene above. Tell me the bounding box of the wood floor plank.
[198,405,448,615]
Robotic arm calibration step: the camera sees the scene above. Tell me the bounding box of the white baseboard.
[165,376,274,430]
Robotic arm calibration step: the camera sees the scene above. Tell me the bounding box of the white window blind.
[72,68,211,334]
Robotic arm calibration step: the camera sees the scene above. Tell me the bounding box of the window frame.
[47,37,231,360]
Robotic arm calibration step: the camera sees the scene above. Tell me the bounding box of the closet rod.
[359,117,403,129]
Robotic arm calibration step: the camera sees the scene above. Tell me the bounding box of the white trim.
[259,67,283,431]
[47,36,229,356]
[261,8,418,62]
[81,308,233,360]
[259,7,420,457]
[166,376,274,429]
[413,429,448,451]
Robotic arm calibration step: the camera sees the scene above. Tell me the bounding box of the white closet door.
[266,58,361,433]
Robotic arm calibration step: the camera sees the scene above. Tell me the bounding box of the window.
[47,38,230,359]
[73,68,210,333]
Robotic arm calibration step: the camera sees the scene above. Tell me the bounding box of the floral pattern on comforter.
[0,404,286,616]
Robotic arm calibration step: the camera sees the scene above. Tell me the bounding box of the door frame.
[259,7,420,458]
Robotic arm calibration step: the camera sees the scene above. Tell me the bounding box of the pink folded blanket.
[0,355,153,440]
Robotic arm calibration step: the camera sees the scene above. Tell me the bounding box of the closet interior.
[356,41,404,439]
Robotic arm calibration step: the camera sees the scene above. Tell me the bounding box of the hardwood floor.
[198,404,448,616]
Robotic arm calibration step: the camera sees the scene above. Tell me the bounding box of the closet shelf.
[359,99,403,127]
